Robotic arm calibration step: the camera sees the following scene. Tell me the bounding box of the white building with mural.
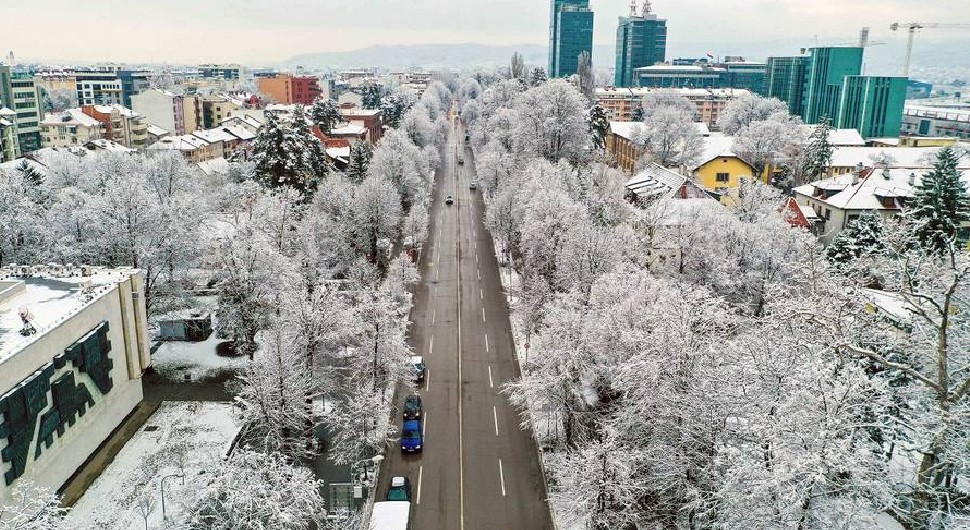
[0,265,150,503]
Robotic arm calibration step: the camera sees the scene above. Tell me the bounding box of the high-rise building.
[766,55,809,116]
[549,0,593,78]
[256,74,322,105]
[614,3,667,88]
[0,67,45,153]
[801,47,864,125]
[836,76,907,138]
[74,71,124,106]
[117,71,151,108]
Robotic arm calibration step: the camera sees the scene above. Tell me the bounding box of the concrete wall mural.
[0,321,113,486]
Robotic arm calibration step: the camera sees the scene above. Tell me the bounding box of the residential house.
[690,133,756,197]
[40,109,103,148]
[326,124,369,144]
[0,108,20,161]
[145,124,169,146]
[147,134,214,163]
[202,96,240,129]
[794,162,970,244]
[81,104,148,149]
[131,89,202,136]
[339,108,384,144]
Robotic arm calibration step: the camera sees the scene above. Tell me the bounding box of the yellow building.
[691,133,756,201]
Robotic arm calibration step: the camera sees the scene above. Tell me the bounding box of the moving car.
[401,419,423,453]
[403,394,423,420]
[458,156,464,165]
[411,356,426,383]
[387,476,412,502]
[445,195,454,206]
[469,180,478,190]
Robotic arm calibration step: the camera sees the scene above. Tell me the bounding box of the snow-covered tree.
[182,450,325,530]
[346,140,373,184]
[588,105,609,151]
[361,85,382,110]
[577,51,595,101]
[251,109,326,198]
[529,67,548,87]
[512,79,591,163]
[803,118,834,182]
[0,481,66,530]
[310,97,341,133]
[907,147,970,253]
[732,113,805,179]
[826,211,887,266]
[510,52,526,81]
[633,106,703,168]
[717,93,790,134]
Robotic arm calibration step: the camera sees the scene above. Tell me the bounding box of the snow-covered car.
[387,476,412,501]
[445,196,454,206]
[411,356,426,383]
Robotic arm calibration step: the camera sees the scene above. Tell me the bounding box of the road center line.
[498,459,506,497]
[480,288,483,299]
[477,269,481,281]
[493,406,500,436]
[429,334,434,354]
[482,307,486,322]
[417,465,423,505]
[456,149,466,530]
[423,412,428,437]
[485,334,489,352]
[432,308,436,325]
[426,368,431,392]
[488,365,494,388]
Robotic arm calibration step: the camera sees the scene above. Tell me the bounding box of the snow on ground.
[874,513,906,530]
[64,402,239,530]
[151,334,248,381]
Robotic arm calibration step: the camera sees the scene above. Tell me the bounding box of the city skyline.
[4,0,968,64]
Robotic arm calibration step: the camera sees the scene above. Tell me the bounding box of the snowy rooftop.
[793,167,970,211]
[146,123,170,136]
[596,87,751,99]
[148,134,210,151]
[326,146,351,162]
[41,108,101,128]
[220,124,257,141]
[800,126,865,146]
[197,157,231,176]
[330,124,367,136]
[0,266,138,363]
[626,163,690,200]
[192,127,236,143]
[696,133,748,169]
[610,121,710,142]
[635,64,727,73]
[92,104,140,118]
[829,146,969,169]
[341,108,382,117]
[84,139,135,153]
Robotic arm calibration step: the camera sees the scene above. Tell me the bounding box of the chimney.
[908,172,916,186]
[852,162,864,185]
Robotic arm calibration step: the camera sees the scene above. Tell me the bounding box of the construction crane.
[891,22,970,77]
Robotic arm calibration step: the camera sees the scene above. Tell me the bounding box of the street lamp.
[160,473,184,521]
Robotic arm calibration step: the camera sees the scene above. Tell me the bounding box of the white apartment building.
[131,89,202,136]
[0,265,150,503]
[40,109,103,148]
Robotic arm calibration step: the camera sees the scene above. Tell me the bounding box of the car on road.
[403,394,423,420]
[445,195,454,205]
[411,356,426,383]
[458,156,464,165]
[386,476,412,501]
[469,180,478,190]
[401,419,423,453]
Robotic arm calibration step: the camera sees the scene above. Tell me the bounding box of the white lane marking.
[488,365,494,388]
[417,466,424,505]
[480,288,483,300]
[485,334,489,352]
[482,307,486,322]
[426,368,431,392]
[432,308,436,324]
[493,406,499,436]
[429,334,434,354]
[423,412,428,437]
[498,459,506,497]
[477,269,481,281]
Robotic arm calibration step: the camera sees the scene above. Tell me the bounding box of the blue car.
[401,419,423,453]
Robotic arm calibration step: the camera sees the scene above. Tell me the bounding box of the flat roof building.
[0,265,150,503]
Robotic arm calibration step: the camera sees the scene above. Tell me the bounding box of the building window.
[824,209,831,220]
[715,172,730,183]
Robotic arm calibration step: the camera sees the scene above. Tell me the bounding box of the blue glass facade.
[614,15,667,88]
[549,0,593,78]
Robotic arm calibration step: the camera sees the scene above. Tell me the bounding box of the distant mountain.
[284,39,970,84]
[283,43,613,71]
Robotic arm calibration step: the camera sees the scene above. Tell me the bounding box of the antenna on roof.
[18,307,37,336]
[629,0,638,17]
[642,0,652,16]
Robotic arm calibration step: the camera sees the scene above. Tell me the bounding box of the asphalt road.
[378,114,553,530]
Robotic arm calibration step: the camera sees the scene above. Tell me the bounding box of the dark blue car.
[401,419,423,453]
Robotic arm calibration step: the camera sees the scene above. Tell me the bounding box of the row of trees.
[0,78,454,528]
[463,75,970,529]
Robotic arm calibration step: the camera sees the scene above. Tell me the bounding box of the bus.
[370,501,410,530]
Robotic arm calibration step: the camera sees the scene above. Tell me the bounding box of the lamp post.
[160,473,184,521]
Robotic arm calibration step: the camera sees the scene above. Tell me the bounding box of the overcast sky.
[5,0,968,64]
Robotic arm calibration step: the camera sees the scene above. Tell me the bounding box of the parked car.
[403,394,423,420]
[401,419,423,453]
[469,181,478,190]
[445,195,454,205]
[387,476,412,501]
[458,156,464,165]
[411,356,426,383]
